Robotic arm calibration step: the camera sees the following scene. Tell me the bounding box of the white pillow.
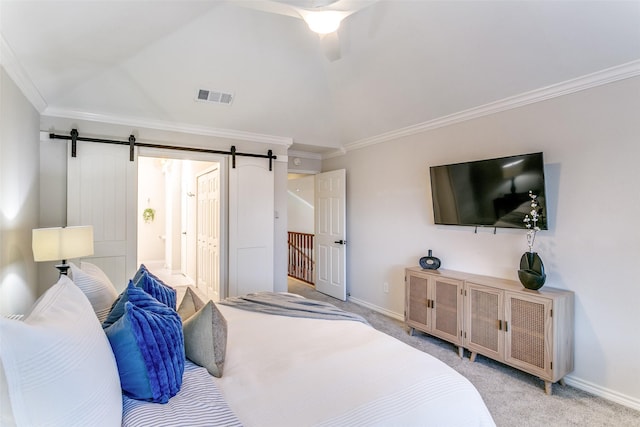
[0,357,15,426]
[69,261,119,322]
[0,275,122,427]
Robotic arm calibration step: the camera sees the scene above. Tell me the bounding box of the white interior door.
[314,169,346,301]
[180,186,188,276]
[67,142,137,290]
[196,167,220,301]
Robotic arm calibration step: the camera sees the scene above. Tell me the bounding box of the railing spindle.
[288,231,314,284]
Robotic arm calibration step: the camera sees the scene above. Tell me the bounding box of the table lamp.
[32,225,94,276]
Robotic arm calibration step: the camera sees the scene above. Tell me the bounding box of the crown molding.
[343,59,640,154]
[0,34,47,112]
[323,146,347,159]
[41,107,293,147]
[287,149,323,160]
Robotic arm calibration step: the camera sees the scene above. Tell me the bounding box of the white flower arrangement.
[523,191,540,253]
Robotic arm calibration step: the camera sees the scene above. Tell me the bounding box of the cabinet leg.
[544,381,552,395]
[458,346,464,358]
[409,327,415,336]
[470,352,477,363]
[559,378,566,387]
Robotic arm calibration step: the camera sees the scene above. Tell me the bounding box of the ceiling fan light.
[303,11,343,34]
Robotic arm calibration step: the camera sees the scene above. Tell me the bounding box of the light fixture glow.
[303,11,343,34]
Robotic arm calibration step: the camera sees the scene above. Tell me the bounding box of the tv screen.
[430,152,547,230]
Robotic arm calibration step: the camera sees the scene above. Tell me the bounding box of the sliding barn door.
[228,157,274,296]
[67,142,137,290]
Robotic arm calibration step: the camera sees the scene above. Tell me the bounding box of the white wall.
[164,160,182,271]
[287,175,314,234]
[0,67,40,315]
[273,159,288,293]
[323,76,640,408]
[137,157,166,262]
[38,137,68,292]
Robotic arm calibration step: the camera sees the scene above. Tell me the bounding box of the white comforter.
[214,304,496,427]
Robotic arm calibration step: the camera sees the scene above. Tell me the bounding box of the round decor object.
[518,252,546,290]
[419,249,441,270]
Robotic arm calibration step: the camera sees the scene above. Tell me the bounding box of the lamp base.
[55,263,70,276]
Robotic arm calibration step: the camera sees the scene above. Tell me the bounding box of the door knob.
[334,240,346,245]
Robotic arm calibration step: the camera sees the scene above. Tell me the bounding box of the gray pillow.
[182,300,228,378]
[177,286,204,321]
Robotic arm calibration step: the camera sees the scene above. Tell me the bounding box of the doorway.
[287,169,347,301]
[137,156,222,300]
[287,174,315,285]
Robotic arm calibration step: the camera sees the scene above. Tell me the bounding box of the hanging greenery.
[142,208,156,223]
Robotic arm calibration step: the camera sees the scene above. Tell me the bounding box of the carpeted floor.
[287,279,640,427]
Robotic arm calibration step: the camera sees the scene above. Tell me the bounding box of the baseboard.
[348,295,640,412]
[347,296,404,322]
[563,375,640,412]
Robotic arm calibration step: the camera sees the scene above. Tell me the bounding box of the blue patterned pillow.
[103,270,176,328]
[103,285,185,403]
[134,270,176,309]
[133,264,174,297]
[103,281,138,327]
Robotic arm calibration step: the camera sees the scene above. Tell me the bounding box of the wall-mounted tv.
[429,152,547,230]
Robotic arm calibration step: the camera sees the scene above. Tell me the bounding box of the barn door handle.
[334,240,347,245]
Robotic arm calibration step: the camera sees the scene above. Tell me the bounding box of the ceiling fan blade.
[278,0,379,12]
[231,0,301,19]
[322,0,380,13]
[320,31,341,62]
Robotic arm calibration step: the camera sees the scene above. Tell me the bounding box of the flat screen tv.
[429,152,547,230]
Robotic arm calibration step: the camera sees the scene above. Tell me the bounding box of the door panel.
[196,167,220,301]
[505,292,552,378]
[433,278,461,342]
[465,283,503,361]
[228,157,274,296]
[407,275,429,327]
[67,142,137,290]
[314,169,346,300]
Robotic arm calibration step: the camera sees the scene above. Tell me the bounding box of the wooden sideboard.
[405,267,574,394]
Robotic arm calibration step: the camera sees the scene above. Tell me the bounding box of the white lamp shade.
[32,226,94,262]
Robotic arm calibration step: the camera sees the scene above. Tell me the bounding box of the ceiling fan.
[232,0,380,61]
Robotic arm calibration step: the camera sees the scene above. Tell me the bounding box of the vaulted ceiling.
[1,1,639,155]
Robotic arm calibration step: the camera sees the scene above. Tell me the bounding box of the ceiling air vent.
[196,88,234,106]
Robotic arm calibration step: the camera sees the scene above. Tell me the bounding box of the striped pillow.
[69,261,119,323]
[0,275,122,426]
[122,361,242,426]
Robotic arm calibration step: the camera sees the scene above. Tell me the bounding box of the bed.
[0,264,496,427]
[211,298,495,426]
